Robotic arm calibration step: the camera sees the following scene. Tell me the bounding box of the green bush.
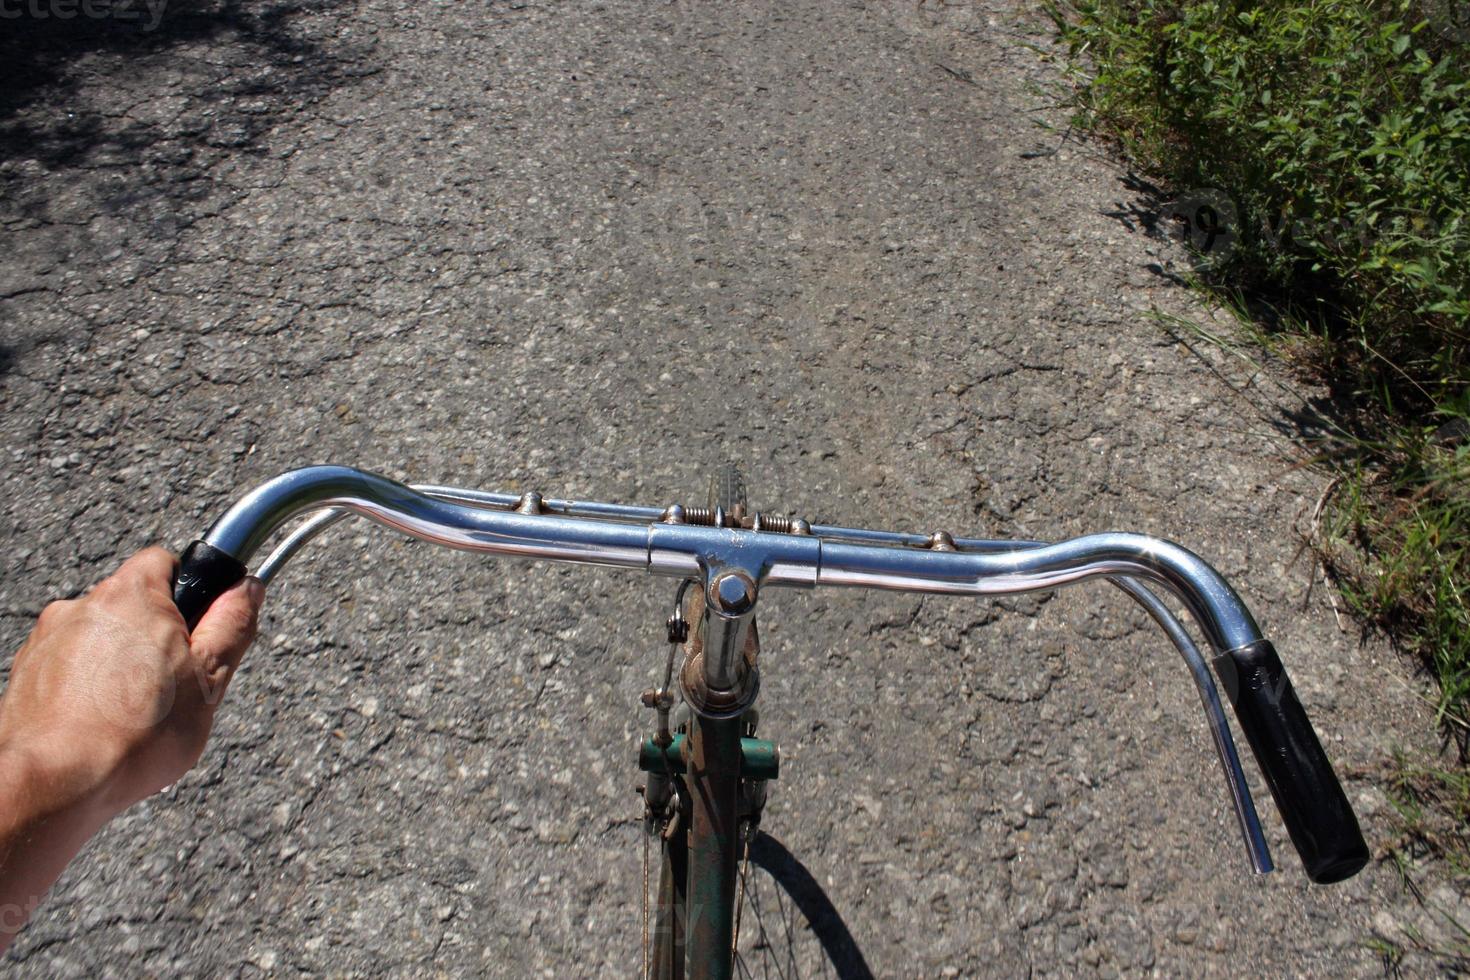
[1049,0,1470,391]
[1046,0,1470,736]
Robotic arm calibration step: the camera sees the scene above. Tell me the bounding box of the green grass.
[1376,756,1470,968]
[1322,421,1470,741]
[1386,755,1470,876]
[1044,0,1470,352]
[1042,0,1470,746]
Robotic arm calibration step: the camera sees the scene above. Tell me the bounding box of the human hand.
[0,547,264,820]
[0,546,263,948]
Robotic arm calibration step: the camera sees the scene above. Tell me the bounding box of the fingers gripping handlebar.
[174,541,249,631]
[173,466,1367,883]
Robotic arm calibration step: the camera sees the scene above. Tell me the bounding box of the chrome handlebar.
[176,466,1369,882]
[207,467,1263,648]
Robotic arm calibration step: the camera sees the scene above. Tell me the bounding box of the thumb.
[188,577,265,701]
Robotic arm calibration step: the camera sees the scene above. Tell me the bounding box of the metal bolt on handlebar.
[751,513,804,534]
[711,571,756,615]
[927,531,958,551]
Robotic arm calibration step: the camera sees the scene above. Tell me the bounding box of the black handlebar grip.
[172,540,248,632]
[1214,640,1369,883]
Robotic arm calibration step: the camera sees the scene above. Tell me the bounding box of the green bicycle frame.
[684,713,742,977]
[645,574,769,979]
[641,722,780,977]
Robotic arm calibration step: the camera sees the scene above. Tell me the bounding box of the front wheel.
[733,831,875,978]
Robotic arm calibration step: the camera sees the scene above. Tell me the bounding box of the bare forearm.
[0,743,112,952]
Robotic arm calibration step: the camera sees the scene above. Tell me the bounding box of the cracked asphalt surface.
[0,0,1459,975]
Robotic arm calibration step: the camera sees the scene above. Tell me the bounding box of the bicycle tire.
[733,833,875,979]
[649,810,690,980]
[708,462,748,518]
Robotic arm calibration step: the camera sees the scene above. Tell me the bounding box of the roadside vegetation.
[1040,0,1470,949]
[1042,0,1469,744]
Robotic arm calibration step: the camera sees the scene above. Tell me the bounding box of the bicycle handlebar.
[172,465,1368,883]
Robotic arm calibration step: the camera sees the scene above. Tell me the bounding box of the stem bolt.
[709,570,757,616]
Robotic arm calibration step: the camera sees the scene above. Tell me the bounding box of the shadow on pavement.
[1096,175,1384,462]
[748,831,876,980]
[0,0,367,176]
[0,0,373,379]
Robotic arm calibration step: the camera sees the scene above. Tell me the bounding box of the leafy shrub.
[1049,0,1470,394]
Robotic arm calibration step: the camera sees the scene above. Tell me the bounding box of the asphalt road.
[0,0,1456,975]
